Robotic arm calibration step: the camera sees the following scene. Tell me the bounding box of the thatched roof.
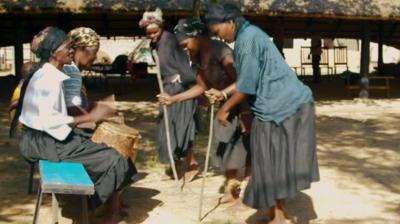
[1,0,400,49]
[1,0,400,20]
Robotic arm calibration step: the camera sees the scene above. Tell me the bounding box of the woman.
[139,9,199,182]
[9,61,33,138]
[205,4,320,224]
[63,27,99,117]
[16,27,137,224]
[157,18,251,202]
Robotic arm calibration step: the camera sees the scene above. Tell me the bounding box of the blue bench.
[33,160,95,224]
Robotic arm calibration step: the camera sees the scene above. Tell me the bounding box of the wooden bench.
[33,160,94,224]
[345,76,395,97]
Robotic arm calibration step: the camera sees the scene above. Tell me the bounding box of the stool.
[33,160,95,224]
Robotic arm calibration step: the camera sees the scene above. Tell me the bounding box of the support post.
[378,21,384,74]
[359,21,370,98]
[14,15,24,82]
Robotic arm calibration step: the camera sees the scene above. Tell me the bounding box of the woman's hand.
[157,93,176,105]
[89,102,116,123]
[216,109,230,127]
[240,112,252,135]
[205,88,225,104]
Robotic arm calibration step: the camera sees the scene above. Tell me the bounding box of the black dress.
[155,31,197,163]
[21,127,137,209]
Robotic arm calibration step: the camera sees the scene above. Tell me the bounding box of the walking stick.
[152,50,179,185]
[198,104,215,221]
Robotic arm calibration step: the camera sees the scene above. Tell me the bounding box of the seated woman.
[63,27,100,117]
[158,18,252,202]
[9,61,33,138]
[14,27,137,224]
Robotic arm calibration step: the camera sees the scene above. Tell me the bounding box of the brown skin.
[144,23,200,183]
[73,45,99,70]
[20,61,34,80]
[67,45,100,117]
[48,39,115,127]
[145,25,163,43]
[158,35,251,198]
[208,20,290,224]
[54,41,120,224]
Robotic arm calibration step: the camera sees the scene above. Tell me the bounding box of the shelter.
[1,0,400,97]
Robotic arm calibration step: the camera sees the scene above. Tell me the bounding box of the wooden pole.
[198,104,214,221]
[152,50,180,186]
[192,0,201,19]
[359,21,370,98]
[273,18,285,57]
[378,21,384,74]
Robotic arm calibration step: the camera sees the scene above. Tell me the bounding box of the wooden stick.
[152,50,180,185]
[198,104,214,221]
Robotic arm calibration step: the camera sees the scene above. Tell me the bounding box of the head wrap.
[68,27,100,49]
[174,18,207,42]
[31,26,68,61]
[205,3,241,26]
[139,8,164,29]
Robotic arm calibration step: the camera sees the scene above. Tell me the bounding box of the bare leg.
[268,199,289,224]
[165,160,182,179]
[244,165,251,181]
[183,148,199,183]
[103,192,122,224]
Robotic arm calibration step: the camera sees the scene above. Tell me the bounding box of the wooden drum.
[91,122,141,161]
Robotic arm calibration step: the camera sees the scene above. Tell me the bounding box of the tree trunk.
[359,21,370,98]
[193,0,201,18]
[14,14,23,83]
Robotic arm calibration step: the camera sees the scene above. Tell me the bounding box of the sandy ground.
[0,75,399,224]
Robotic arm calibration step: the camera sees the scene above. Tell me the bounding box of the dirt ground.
[0,75,399,224]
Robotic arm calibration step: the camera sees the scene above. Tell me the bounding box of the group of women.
[12,2,319,224]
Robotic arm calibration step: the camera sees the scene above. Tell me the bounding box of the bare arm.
[217,91,248,126]
[158,72,208,105]
[172,73,208,102]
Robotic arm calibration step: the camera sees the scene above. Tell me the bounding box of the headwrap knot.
[174,18,207,42]
[31,26,68,61]
[205,3,241,25]
[139,8,164,29]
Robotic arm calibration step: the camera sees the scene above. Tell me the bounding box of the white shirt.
[19,63,74,141]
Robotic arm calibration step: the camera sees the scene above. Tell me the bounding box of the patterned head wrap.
[174,18,207,42]
[205,3,241,26]
[68,27,100,49]
[139,8,164,29]
[31,27,68,61]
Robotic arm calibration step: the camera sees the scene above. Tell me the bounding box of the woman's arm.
[216,91,247,126]
[158,71,208,105]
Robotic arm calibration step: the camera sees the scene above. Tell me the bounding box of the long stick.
[152,50,179,185]
[198,104,215,221]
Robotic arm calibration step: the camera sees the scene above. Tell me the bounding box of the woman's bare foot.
[103,213,123,224]
[183,164,199,183]
[219,192,236,204]
[119,197,130,209]
[268,202,291,224]
[103,192,123,224]
[165,161,181,180]
[224,198,252,211]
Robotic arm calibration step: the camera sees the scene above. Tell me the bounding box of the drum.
[91,122,141,161]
